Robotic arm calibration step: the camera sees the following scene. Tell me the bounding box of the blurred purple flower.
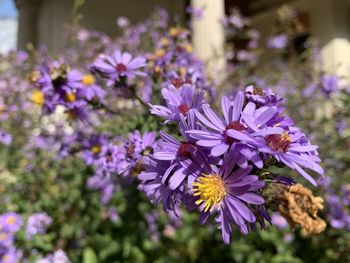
[267,34,288,49]
[26,213,52,240]
[116,16,130,28]
[92,51,147,85]
[271,213,288,229]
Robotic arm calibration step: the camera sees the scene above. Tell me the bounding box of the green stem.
[134,94,149,109]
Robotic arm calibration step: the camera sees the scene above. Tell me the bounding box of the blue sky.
[0,0,17,18]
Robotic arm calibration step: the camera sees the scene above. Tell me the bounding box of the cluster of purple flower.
[139,83,323,243]
[323,177,350,230]
[82,131,157,204]
[37,249,71,263]
[303,74,341,98]
[223,9,260,66]
[92,25,214,104]
[26,213,53,240]
[0,211,67,262]
[30,61,105,121]
[0,212,23,262]
[114,8,169,53]
[91,51,147,87]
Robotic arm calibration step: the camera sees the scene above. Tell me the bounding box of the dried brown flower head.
[277,183,326,235]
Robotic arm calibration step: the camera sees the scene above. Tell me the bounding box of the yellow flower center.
[6,216,16,225]
[154,66,161,74]
[0,233,7,241]
[179,67,187,77]
[281,132,291,142]
[160,37,170,47]
[185,44,193,53]
[91,145,101,155]
[169,27,178,37]
[31,90,45,106]
[2,255,9,262]
[154,49,165,58]
[82,74,95,86]
[193,174,227,212]
[65,92,76,102]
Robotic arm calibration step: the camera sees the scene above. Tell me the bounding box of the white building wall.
[0,18,18,53]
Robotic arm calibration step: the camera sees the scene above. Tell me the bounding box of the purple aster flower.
[116,16,130,28]
[341,184,350,206]
[37,63,82,95]
[152,131,199,190]
[138,78,153,103]
[101,183,115,204]
[149,84,204,122]
[107,207,119,222]
[145,210,160,242]
[244,85,282,107]
[80,134,108,165]
[94,144,127,175]
[0,231,14,248]
[303,82,318,98]
[92,50,147,85]
[271,213,288,229]
[31,63,88,116]
[236,50,256,63]
[0,213,22,233]
[66,101,90,123]
[186,6,203,19]
[229,14,246,29]
[187,91,280,158]
[52,249,70,263]
[26,213,52,240]
[138,156,184,215]
[127,130,157,157]
[284,233,294,243]
[39,249,70,263]
[186,93,245,156]
[191,147,265,244]
[0,247,22,263]
[227,128,324,186]
[336,119,347,135]
[320,74,339,96]
[118,130,157,178]
[327,194,350,229]
[267,34,288,49]
[0,130,12,145]
[76,74,105,101]
[36,257,52,263]
[87,174,115,204]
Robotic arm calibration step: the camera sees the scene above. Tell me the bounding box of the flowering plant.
[3,5,350,263]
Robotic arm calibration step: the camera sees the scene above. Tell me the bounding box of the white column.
[15,0,43,50]
[310,0,350,76]
[191,0,226,78]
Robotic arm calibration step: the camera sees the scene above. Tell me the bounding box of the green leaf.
[83,247,98,263]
